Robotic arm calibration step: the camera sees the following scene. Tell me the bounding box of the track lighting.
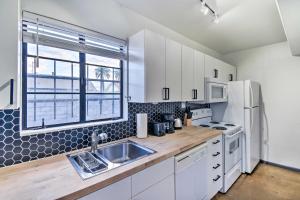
[201,1,209,15]
[213,14,219,24]
[199,0,220,23]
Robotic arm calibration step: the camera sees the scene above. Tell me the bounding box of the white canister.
[136,113,148,138]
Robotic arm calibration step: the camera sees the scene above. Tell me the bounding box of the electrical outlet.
[181,102,186,109]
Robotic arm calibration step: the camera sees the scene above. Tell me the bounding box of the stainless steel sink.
[96,140,155,164]
[67,140,156,180]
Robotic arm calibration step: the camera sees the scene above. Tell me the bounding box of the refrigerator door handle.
[250,109,253,133]
[249,83,254,107]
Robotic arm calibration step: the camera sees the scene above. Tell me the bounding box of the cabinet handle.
[177,155,190,162]
[163,88,168,100]
[167,88,170,100]
[212,152,220,157]
[212,140,220,145]
[229,74,233,81]
[213,164,221,169]
[192,89,197,99]
[214,69,218,78]
[213,175,221,182]
[10,79,14,105]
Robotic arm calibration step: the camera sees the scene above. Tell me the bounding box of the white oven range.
[191,108,243,193]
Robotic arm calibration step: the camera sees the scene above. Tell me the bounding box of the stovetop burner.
[225,123,235,127]
[210,121,220,124]
[200,124,210,128]
[213,126,227,130]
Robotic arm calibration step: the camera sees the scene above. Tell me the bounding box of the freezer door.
[244,107,261,173]
[223,81,244,126]
[244,80,260,108]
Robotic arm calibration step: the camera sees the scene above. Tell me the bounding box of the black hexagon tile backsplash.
[0,102,209,168]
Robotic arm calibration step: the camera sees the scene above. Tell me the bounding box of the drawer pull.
[212,152,220,157]
[213,164,221,169]
[213,175,221,182]
[212,140,220,145]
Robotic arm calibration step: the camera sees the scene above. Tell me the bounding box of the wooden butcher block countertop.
[0,126,221,200]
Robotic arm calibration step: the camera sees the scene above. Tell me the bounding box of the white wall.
[224,42,300,169]
[0,0,20,109]
[21,0,222,59]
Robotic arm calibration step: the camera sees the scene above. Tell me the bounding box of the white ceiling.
[114,0,287,54]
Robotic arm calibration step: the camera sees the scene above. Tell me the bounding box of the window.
[22,12,127,130]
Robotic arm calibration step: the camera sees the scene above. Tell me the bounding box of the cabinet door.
[227,63,236,82]
[145,30,166,102]
[166,39,182,102]
[194,50,205,101]
[132,175,175,200]
[215,59,227,82]
[204,54,217,79]
[181,45,194,101]
[79,177,131,200]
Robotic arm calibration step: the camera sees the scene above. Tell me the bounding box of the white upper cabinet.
[129,30,165,103]
[144,30,166,102]
[129,30,182,103]
[182,46,205,102]
[166,39,182,102]
[204,55,236,82]
[181,45,195,101]
[194,50,205,101]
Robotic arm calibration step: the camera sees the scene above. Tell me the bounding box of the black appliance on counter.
[161,113,175,133]
[148,122,167,137]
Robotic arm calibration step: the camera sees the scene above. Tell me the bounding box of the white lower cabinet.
[79,177,131,200]
[132,157,174,196]
[80,138,224,200]
[132,174,175,200]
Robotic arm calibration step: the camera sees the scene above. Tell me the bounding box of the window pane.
[27,77,54,93]
[86,65,113,80]
[113,69,121,81]
[27,94,79,128]
[56,61,71,77]
[86,94,121,121]
[86,54,120,68]
[86,81,100,93]
[27,43,79,62]
[56,78,79,93]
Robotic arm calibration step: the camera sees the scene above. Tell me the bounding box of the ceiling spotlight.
[202,6,209,15]
[201,1,209,15]
[213,14,220,24]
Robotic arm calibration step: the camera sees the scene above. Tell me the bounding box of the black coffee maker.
[161,113,175,133]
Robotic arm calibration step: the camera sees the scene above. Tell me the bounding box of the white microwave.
[205,78,228,103]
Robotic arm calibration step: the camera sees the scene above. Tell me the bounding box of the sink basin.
[96,140,155,164]
[67,140,155,180]
[67,152,108,179]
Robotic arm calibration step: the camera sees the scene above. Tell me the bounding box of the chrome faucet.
[91,131,108,153]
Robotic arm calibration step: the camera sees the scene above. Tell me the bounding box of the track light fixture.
[199,0,220,23]
[213,14,219,24]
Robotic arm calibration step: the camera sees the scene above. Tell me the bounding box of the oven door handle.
[225,130,243,138]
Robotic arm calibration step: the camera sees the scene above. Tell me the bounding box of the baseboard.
[260,160,300,172]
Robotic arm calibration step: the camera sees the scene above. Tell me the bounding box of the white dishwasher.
[175,143,208,200]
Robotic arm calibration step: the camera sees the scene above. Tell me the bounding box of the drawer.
[208,172,223,199]
[79,177,131,200]
[132,157,175,196]
[209,161,222,173]
[208,136,223,153]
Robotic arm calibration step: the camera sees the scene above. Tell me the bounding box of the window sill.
[20,117,128,136]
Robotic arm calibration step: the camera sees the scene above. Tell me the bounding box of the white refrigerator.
[223,80,261,174]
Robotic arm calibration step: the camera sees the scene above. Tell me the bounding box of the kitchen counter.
[0,126,221,200]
